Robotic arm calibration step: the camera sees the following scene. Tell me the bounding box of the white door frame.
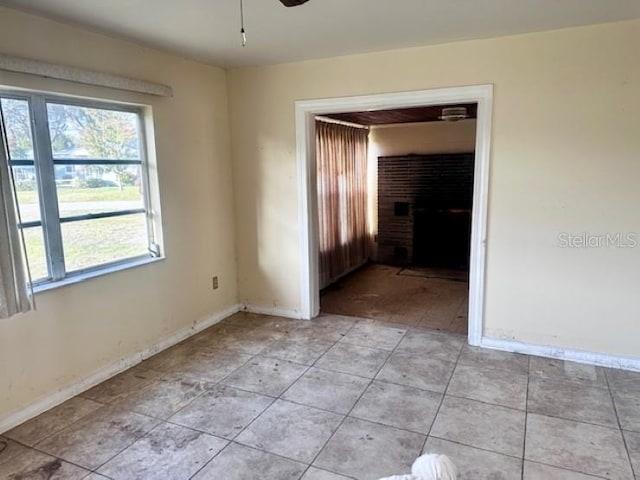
[295,84,493,346]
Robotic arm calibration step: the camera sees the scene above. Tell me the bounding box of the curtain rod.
[0,54,173,97]
[316,116,369,129]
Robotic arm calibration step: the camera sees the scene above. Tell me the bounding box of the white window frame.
[0,90,163,291]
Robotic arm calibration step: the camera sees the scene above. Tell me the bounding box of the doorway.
[320,110,476,333]
[295,85,493,346]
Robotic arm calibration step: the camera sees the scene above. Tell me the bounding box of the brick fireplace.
[377,153,474,268]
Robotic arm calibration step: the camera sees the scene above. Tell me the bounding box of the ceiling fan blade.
[279,0,310,6]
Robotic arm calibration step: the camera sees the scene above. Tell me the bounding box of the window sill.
[32,256,165,294]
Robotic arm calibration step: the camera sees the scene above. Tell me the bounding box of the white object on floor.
[379,453,457,480]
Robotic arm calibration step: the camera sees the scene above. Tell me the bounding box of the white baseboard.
[242,304,305,320]
[481,337,640,372]
[0,303,242,434]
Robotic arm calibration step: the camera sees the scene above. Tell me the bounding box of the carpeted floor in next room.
[0,311,638,479]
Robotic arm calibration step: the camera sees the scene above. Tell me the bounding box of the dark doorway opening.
[319,104,477,334]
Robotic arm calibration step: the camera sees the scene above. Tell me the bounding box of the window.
[0,92,161,288]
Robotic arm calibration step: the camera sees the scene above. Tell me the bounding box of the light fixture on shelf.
[439,107,469,122]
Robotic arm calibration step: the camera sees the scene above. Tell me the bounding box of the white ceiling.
[2,0,640,68]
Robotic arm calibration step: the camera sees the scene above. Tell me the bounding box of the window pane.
[12,166,42,223]
[46,103,140,160]
[22,227,48,281]
[56,164,144,218]
[0,98,35,160]
[61,214,149,272]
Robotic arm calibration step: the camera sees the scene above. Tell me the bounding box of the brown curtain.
[316,119,369,289]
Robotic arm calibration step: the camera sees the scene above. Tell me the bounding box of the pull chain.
[240,0,247,47]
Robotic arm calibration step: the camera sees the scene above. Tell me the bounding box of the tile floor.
[0,312,638,479]
[320,264,469,333]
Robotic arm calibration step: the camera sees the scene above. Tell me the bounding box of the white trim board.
[0,53,173,97]
[242,304,305,320]
[0,303,241,434]
[295,84,494,347]
[481,337,640,372]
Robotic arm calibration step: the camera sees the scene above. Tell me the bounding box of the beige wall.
[367,120,477,257]
[370,120,477,157]
[228,20,640,358]
[0,7,238,419]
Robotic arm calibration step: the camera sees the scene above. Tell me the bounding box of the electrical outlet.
[212,276,219,290]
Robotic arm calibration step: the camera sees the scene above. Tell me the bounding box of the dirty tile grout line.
[145,328,633,479]
[5,314,633,479]
[295,320,414,479]
[0,398,157,477]
[185,316,364,479]
[151,319,633,479]
[86,319,321,478]
[520,354,531,479]
[0,435,94,475]
[231,317,404,478]
[525,461,609,480]
[225,316,407,478]
[418,333,464,462]
[604,367,637,479]
[418,345,619,480]
[88,338,272,477]
[1,318,329,478]
[1,431,118,478]
[163,376,534,449]
[0,320,515,477]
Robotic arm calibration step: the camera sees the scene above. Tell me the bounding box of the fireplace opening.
[378,152,474,274]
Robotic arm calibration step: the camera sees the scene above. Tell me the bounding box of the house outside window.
[0,92,162,288]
